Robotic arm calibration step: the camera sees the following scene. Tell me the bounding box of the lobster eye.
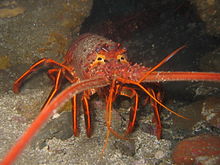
[97,57,103,61]
[90,54,106,68]
[117,55,128,63]
[95,54,105,63]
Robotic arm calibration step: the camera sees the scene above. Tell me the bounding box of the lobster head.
[87,43,131,79]
[85,40,149,81]
[65,33,148,81]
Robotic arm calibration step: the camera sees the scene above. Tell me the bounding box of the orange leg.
[72,95,78,136]
[13,58,73,93]
[127,90,138,134]
[116,77,188,139]
[103,80,129,152]
[119,86,139,134]
[71,90,95,137]
[46,66,80,138]
[82,91,92,137]
[117,77,188,120]
[120,85,162,137]
[14,58,79,138]
[148,88,162,139]
[47,68,60,83]
[41,69,64,108]
[104,84,136,139]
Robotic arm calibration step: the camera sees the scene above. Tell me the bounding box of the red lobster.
[1,33,220,164]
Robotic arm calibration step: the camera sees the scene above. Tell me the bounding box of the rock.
[191,0,220,36]
[0,0,93,67]
[195,155,220,165]
[154,150,165,159]
[172,100,204,132]
[0,1,25,18]
[200,47,220,72]
[31,111,73,149]
[192,121,220,136]
[113,140,136,156]
[201,97,220,129]
[172,134,220,165]
[0,56,10,70]
[171,96,220,139]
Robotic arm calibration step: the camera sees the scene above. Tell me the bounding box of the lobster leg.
[103,80,130,152]
[119,86,139,134]
[119,85,163,138]
[71,90,93,137]
[72,89,97,137]
[117,78,188,119]
[42,69,63,108]
[82,91,92,137]
[148,88,162,139]
[72,95,78,136]
[47,68,60,83]
[13,58,72,93]
[104,82,131,146]
[120,83,163,138]
[127,90,139,134]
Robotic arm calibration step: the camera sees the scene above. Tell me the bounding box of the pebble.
[155,150,165,159]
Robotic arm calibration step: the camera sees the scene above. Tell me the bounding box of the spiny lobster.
[1,33,220,165]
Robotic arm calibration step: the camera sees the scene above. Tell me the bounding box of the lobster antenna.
[138,45,186,83]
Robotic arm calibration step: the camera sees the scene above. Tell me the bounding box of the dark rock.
[191,0,220,36]
[31,111,73,149]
